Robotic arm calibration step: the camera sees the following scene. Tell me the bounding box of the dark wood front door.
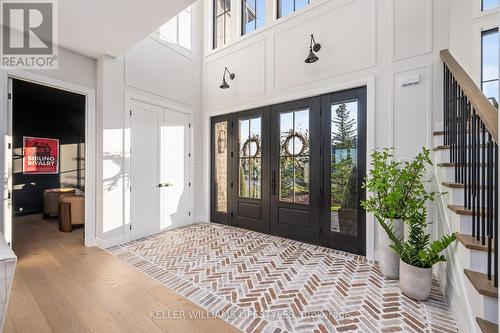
[230,108,271,233]
[210,88,367,255]
[269,98,321,244]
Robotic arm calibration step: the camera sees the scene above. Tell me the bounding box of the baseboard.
[192,215,209,223]
[94,234,128,249]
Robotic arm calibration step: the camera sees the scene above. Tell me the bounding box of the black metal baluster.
[472,112,476,237]
[482,123,486,245]
[487,135,492,280]
[477,118,481,241]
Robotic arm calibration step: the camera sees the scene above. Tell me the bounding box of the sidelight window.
[330,101,358,235]
[242,0,265,35]
[277,0,310,19]
[239,117,262,199]
[279,109,310,204]
[215,121,228,212]
[214,0,231,49]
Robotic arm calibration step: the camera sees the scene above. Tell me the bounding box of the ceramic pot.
[379,218,403,279]
[399,259,432,301]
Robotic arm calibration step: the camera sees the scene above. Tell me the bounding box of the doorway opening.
[9,78,87,247]
[210,87,367,255]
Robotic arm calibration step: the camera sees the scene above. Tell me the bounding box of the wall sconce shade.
[305,34,321,64]
[220,67,236,89]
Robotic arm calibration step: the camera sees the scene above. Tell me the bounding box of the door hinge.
[129,225,132,230]
[189,211,191,216]
[7,143,11,150]
[230,211,234,217]
[231,122,234,128]
[231,152,233,158]
[7,192,11,200]
[230,182,233,189]
[129,110,132,116]
[130,187,132,192]
[7,93,11,100]
[189,123,191,128]
[189,182,191,187]
[188,153,191,157]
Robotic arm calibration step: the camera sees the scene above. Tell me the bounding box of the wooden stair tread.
[437,162,486,167]
[433,144,486,151]
[476,317,498,333]
[442,182,488,189]
[448,204,487,216]
[456,233,491,252]
[464,269,498,298]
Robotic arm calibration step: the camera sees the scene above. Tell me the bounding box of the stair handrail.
[440,49,498,142]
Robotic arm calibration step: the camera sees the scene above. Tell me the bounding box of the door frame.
[205,77,375,260]
[124,93,193,241]
[1,70,97,246]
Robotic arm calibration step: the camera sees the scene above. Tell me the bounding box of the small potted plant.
[361,147,441,279]
[380,210,456,300]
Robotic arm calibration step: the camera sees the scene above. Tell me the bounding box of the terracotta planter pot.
[378,218,403,279]
[399,259,432,301]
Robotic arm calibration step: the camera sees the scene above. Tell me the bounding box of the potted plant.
[381,210,456,300]
[361,147,441,279]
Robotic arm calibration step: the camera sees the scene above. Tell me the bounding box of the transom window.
[156,5,192,50]
[214,0,231,49]
[242,0,265,35]
[481,28,499,104]
[482,0,499,11]
[278,0,310,19]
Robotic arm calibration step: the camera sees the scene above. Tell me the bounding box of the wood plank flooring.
[4,214,240,333]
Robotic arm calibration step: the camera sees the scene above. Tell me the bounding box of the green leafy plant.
[378,210,456,268]
[361,147,442,221]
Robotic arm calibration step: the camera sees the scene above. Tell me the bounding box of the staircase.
[434,49,498,333]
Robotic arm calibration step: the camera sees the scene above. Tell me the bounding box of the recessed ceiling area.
[58,0,195,58]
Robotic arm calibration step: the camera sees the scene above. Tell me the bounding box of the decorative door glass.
[215,121,228,212]
[279,109,310,204]
[239,117,262,199]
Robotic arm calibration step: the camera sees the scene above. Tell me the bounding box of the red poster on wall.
[23,137,59,174]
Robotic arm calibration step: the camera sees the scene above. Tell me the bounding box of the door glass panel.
[239,116,262,199]
[215,121,228,212]
[279,108,310,204]
[330,101,358,235]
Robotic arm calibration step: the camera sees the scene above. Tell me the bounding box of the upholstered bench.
[43,188,76,218]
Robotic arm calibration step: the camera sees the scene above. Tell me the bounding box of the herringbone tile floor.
[108,223,459,333]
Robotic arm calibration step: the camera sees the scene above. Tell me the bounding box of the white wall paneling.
[391,0,432,62]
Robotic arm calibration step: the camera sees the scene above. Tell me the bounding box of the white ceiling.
[58,0,195,58]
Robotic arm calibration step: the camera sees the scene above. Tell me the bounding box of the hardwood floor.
[4,214,240,333]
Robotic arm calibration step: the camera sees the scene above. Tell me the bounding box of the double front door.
[211,87,366,254]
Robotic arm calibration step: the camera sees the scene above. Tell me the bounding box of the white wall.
[96,0,204,247]
[200,0,449,260]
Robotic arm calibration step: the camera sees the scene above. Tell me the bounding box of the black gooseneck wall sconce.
[220,67,236,89]
[305,34,321,64]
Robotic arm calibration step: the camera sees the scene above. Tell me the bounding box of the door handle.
[272,171,277,195]
[158,183,173,188]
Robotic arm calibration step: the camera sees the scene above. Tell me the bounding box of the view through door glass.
[211,115,231,225]
[321,87,366,255]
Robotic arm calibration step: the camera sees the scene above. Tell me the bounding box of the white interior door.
[160,109,190,229]
[3,136,12,246]
[130,101,162,240]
